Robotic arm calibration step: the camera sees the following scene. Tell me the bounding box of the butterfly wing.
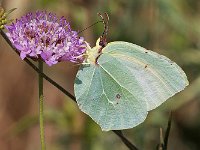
[75,57,148,131]
[102,41,189,110]
[74,41,188,131]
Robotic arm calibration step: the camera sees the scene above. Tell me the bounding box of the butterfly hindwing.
[75,55,148,131]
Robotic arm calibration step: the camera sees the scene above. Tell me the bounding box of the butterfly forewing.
[102,41,189,110]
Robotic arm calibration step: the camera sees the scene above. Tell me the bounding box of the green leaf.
[74,40,188,131]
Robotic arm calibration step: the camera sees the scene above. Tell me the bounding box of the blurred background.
[0,0,200,150]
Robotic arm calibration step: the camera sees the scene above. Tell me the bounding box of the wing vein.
[111,53,175,94]
[99,64,138,101]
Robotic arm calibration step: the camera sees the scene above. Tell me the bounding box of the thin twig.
[0,29,138,150]
[113,130,138,150]
[163,112,172,150]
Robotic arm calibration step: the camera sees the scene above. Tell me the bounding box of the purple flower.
[5,11,86,66]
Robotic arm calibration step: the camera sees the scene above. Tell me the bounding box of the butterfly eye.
[99,37,107,48]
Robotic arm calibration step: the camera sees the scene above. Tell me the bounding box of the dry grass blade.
[163,112,172,150]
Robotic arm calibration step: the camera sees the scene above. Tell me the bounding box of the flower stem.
[38,60,46,150]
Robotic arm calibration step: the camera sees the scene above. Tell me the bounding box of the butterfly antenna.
[98,12,109,47]
[104,12,109,38]
[78,20,103,34]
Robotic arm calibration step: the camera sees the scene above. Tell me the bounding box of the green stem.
[38,60,46,150]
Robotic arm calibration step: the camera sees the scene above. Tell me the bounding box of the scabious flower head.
[5,11,86,66]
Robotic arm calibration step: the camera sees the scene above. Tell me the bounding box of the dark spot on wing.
[145,51,148,54]
[115,94,122,104]
[116,94,121,99]
[145,64,148,68]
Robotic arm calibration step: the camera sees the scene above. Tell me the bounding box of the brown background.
[1,0,200,150]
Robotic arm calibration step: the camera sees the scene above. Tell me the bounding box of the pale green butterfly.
[74,13,189,131]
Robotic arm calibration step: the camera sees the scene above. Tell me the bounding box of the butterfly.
[74,13,189,131]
